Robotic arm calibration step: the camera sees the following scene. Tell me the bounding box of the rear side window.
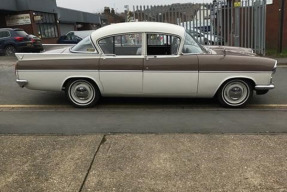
[147,34,180,55]
[14,30,28,37]
[71,36,97,53]
[0,31,10,38]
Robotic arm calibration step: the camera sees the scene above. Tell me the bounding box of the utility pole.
[278,0,285,53]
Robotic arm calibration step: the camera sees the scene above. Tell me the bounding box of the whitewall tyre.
[66,79,100,108]
[217,79,253,108]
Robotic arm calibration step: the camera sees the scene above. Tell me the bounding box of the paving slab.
[0,135,103,192]
[83,134,287,192]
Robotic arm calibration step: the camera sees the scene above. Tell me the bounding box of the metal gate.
[132,0,267,55]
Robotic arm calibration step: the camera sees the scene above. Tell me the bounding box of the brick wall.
[266,0,287,50]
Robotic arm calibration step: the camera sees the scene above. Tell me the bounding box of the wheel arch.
[62,76,103,94]
[214,77,256,97]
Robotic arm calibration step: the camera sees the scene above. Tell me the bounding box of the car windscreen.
[14,30,28,37]
[70,36,97,53]
[182,32,207,54]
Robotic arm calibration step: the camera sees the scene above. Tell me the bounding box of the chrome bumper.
[255,84,275,90]
[16,79,28,88]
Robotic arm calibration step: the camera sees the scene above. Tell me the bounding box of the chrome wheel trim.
[222,81,250,106]
[69,81,95,106]
[5,46,16,56]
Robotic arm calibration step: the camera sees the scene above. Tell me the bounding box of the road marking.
[0,104,287,110]
[0,105,70,108]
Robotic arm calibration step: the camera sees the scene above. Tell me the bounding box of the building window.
[35,12,58,38]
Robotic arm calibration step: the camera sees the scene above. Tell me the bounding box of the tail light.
[14,37,24,41]
[31,38,36,43]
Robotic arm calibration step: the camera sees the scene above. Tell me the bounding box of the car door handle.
[145,56,157,61]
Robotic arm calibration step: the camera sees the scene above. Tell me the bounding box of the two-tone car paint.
[15,22,277,107]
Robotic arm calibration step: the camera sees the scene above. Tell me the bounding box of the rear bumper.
[16,79,28,88]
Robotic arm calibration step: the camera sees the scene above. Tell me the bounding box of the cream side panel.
[100,71,142,95]
[18,70,102,92]
[198,72,273,97]
[143,72,198,96]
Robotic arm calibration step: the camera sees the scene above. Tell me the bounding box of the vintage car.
[15,22,277,108]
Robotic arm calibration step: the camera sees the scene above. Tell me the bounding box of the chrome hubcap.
[75,86,89,100]
[228,87,243,100]
[223,81,249,105]
[70,81,95,105]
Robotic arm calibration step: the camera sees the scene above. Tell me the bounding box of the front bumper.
[255,84,275,90]
[16,79,28,88]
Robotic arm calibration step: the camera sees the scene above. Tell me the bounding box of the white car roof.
[91,22,186,40]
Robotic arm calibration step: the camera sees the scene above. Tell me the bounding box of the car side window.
[0,31,10,38]
[98,33,142,55]
[66,32,76,41]
[70,36,97,53]
[147,34,180,55]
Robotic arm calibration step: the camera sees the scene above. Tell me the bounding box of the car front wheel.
[4,45,16,56]
[217,79,253,108]
[66,79,100,108]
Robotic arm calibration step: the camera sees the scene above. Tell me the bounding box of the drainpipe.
[278,0,285,53]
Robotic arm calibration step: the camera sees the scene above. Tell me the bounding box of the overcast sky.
[56,0,213,13]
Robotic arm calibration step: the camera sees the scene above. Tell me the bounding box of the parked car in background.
[188,29,224,45]
[0,28,43,56]
[57,30,95,44]
[15,22,276,108]
[187,29,209,45]
[204,31,224,45]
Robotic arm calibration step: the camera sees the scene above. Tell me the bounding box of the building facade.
[0,0,103,43]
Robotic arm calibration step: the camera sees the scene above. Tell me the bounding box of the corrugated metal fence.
[132,0,267,55]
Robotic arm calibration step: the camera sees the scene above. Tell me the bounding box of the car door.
[98,33,144,95]
[143,33,199,96]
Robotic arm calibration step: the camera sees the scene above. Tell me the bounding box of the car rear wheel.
[66,79,100,108]
[4,45,16,56]
[217,79,253,108]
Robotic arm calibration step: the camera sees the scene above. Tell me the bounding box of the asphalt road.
[0,57,287,134]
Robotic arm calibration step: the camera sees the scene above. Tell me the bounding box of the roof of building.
[57,7,101,24]
[1,0,57,13]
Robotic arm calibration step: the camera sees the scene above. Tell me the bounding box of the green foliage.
[265,49,287,58]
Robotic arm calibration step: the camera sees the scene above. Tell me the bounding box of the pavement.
[1,56,287,191]
[274,57,287,65]
[0,134,286,192]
